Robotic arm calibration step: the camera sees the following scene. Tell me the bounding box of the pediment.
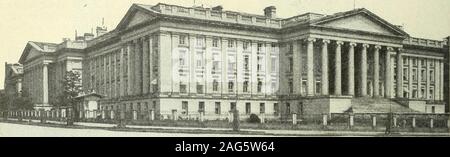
[313,10,408,36]
[25,49,42,61]
[116,4,157,30]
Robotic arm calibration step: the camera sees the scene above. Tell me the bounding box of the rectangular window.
[288,57,293,73]
[257,56,263,72]
[245,103,251,114]
[228,81,234,92]
[288,79,294,94]
[274,103,279,116]
[228,55,236,73]
[243,42,249,50]
[180,84,187,93]
[213,80,219,92]
[198,102,205,112]
[257,43,263,52]
[412,69,417,81]
[179,50,187,66]
[196,37,205,47]
[230,102,236,111]
[179,35,186,45]
[286,103,291,114]
[196,52,204,68]
[271,57,277,72]
[228,39,234,48]
[197,84,204,94]
[244,55,250,71]
[212,38,219,47]
[215,102,221,115]
[243,81,249,93]
[430,70,435,82]
[257,80,263,93]
[260,103,265,114]
[182,101,188,115]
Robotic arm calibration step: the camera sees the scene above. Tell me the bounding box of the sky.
[1,0,449,89]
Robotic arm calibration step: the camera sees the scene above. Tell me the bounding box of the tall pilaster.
[408,57,413,99]
[293,40,301,95]
[306,38,315,96]
[135,39,142,95]
[426,59,431,100]
[321,40,330,95]
[348,42,356,96]
[360,44,369,97]
[334,41,343,96]
[396,48,404,98]
[373,45,381,97]
[435,60,440,100]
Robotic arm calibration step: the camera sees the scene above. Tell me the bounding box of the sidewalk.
[4,118,450,136]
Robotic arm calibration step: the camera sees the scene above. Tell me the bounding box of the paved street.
[0,122,271,137]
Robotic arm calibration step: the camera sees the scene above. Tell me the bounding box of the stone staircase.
[349,97,419,113]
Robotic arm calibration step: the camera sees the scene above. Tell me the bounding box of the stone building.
[4,63,23,96]
[16,3,450,118]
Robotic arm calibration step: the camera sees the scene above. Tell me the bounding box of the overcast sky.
[1,0,449,89]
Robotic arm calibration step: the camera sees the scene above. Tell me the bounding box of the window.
[289,43,293,53]
[137,103,141,111]
[260,103,265,114]
[215,102,221,115]
[243,42,250,50]
[243,81,249,93]
[288,79,294,94]
[196,37,205,47]
[182,101,188,115]
[430,70,435,82]
[230,102,236,111]
[212,38,219,47]
[228,39,235,48]
[257,56,263,72]
[179,35,186,45]
[198,102,205,112]
[412,69,417,81]
[179,50,187,66]
[257,81,263,93]
[245,103,251,114]
[213,80,219,92]
[228,55,236,72]
[288,57,293,73]
[413,59,418,66]
[257,43,263,52]
[403,68,408,81]
[286,103,291,114]
[197,84,204,94]
[244,55,250,71]
[271,57,277,72]
[431,106,436,113]
[228,81,234,92]
[421,69,426,82]
[196,52,204,68]
[274,103,279,116]
[429,89,434,99]
[180,84,187,93]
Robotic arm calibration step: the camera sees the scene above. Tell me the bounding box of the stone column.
[440,61,444,100]
[373,45,381,97]
[148,36,154,93]
[426,59,431,100]
[348,42,356,96]
[135,39,142,95]
[321,40,330,95]
[409,57,413,99]
[119,47,125,97]
[360,44,369,97]
[293,40,302,95]
[385,48,393,98]
[306,38,316,96]
[417,58,422,99]
[435,60,440,100]
[396,49,404,98]
[335,41,343,96]
[127,42,133,96]
[42,63,49,105]
[142,37,149,94]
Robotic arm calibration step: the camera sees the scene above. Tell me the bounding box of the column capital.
[322,39,331,44]
[362,43,370,48]
[306,38,316,43]
[336,41,344,46]
[349,42,357,47]
[374,45,382,50]
[387,46,395,52]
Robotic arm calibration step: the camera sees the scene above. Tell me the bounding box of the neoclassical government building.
[16,3,450,120]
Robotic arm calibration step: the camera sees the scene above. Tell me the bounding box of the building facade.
[4,63,23,97]
[16,3,450,119]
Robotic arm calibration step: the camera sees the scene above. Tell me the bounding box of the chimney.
[264,6,276,18]
[84,33,95,41]
[212,5,223,12]
[96,26,108,37]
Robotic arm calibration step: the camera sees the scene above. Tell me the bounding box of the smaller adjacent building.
[3,63,23,96]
